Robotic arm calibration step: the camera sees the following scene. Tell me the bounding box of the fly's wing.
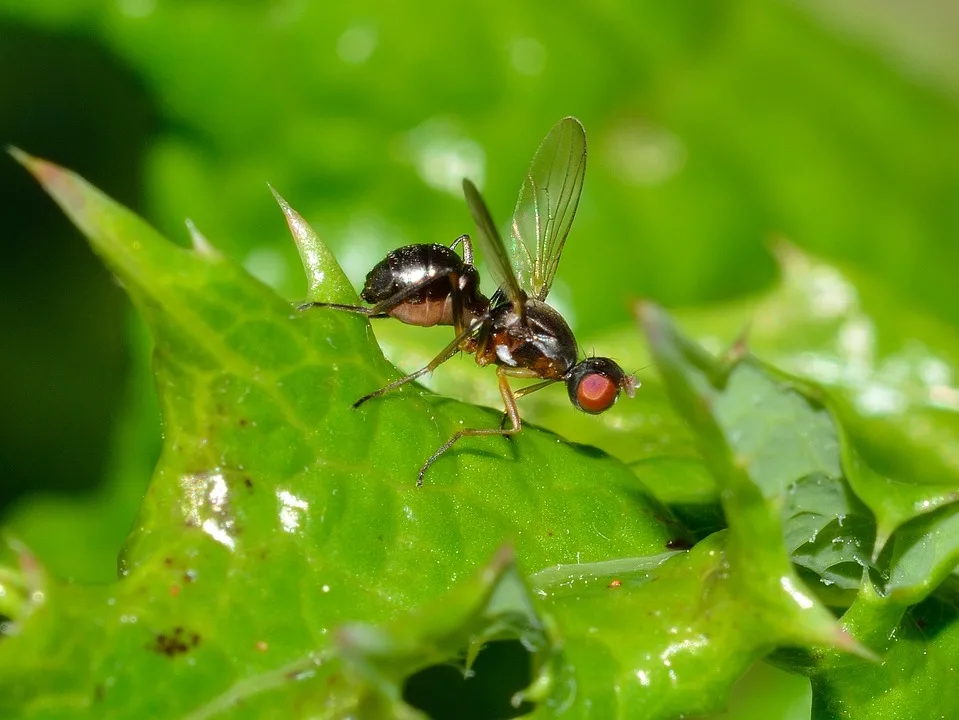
[462,178,526,312]
[509,116,587,301]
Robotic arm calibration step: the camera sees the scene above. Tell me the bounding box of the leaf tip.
[833,625,882,663]
[184,218,221,259]
[8,147,61,186]
[486,544,516,576]
[266,181,285,206]
[7,144,30,166]
[270,184,311,247]
[634,299,668,344]
[270,184,356,304]
[726,321,751,363]
[7,148,90,218]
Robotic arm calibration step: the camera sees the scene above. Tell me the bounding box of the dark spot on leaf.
[94,684,105,702]
[163,556,174,566]
[151,626,201,657]
[666,538,692,550]
[239,417,249,427]
[547,531,554,537]
[243,477,253,490]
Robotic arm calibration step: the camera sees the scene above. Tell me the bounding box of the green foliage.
[3,1,959,718]
[1,152,957,719]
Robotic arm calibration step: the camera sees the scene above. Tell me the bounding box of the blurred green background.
[1,1,957,717]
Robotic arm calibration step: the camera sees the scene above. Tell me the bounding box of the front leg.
[498,378,557,431]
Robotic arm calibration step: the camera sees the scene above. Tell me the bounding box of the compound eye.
[576,373,619,414]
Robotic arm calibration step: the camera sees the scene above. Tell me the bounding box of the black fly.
[300,117,636,483]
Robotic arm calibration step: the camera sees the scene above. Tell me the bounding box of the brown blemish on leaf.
[608,579,622,588]
[243,477,253,491]
[151,626,201,657]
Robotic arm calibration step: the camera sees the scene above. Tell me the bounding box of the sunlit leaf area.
[2,2,958,718]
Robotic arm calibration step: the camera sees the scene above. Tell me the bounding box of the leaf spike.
[185,218,221,258]
[6,145,30,165]
[268,183,355,304]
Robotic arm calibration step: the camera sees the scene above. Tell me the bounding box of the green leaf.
[533,532,832,719]
[747,246,959,540]
[1,153,681,717]
[805,584,959,720]
[783,474,874,597]
[841,437,959,556]
[637,302,865,653]
[883,503,959,606]
[670,245,959,556]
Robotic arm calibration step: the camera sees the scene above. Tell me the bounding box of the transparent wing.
[510,116,587,300]
[462,178,526,311]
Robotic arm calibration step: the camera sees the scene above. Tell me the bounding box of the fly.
[300,117,637,484]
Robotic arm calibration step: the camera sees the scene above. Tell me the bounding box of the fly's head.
[566,357,637,414]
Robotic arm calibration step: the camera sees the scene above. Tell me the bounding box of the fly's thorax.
[483,298,577,378]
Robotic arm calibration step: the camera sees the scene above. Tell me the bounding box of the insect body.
[299,236,488,333]
[302,117,636,484]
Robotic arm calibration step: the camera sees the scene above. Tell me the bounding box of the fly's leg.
[296,301,385,317]
[353,314,485,409]
[449,233,474,265]
[418,367,521,486]
[496,378,557,431]
[297,276,450,318]
[448,270,467,336]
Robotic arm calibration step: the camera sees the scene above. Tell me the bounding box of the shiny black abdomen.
[486,298,578,377]
[361,244,464,303]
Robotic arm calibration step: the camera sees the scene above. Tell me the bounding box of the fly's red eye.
[576,373,619,414]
